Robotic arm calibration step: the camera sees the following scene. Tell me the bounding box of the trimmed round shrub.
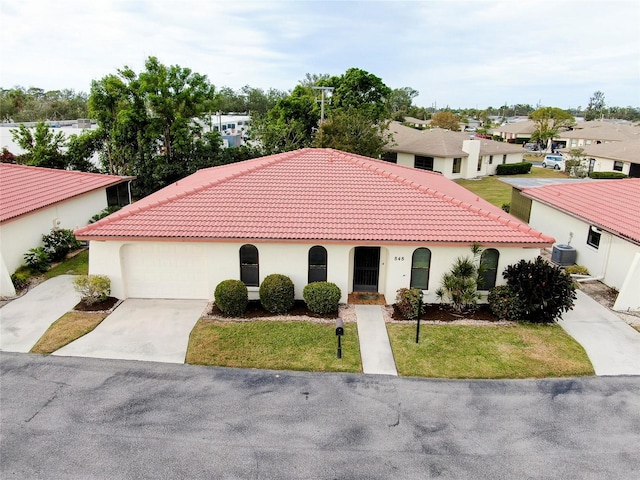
[73,275,111,305]
[214,279,248,316]
[11,267,32,291]
[487,285,523,321]
[259,274,295,314]
[394,287,425,320]
[303,282,341,315]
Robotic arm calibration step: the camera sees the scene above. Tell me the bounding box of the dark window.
[477,158,482,171]
[415,155,434,171]
[308,246,327,283]
[613,161,624,172]
[479,249,499,290]
[502,154,507,164]
[106,183,130,207]
[453,157,462,174]
[410,248,431,290]
[489,155,494,164]
[587,226,601,249]
[240,244,259,286]
[381,151,398,163]
[588,158,596,173]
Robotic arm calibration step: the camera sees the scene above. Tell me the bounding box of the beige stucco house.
[565,138,640,177]
[76,149,553,304]
[384,122,527,179]
[521,178,640,311]
[0,164,131,297]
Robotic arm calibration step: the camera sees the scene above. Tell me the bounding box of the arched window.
[239,244,259,286]
[410,248,431,290]
[308,246,327,283]
[479,249,499,290]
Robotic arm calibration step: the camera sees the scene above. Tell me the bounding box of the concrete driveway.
[559,290,640,375]
[0,275,81,353]
[53,298,208,363]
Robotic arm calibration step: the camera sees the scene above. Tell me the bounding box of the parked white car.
[541,154,565,170]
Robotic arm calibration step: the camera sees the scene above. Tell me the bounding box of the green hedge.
[588,171,628,179]
[259,274,295,313]
[214,279,248,316]
[303,282,341,314]
[496,162,532,175]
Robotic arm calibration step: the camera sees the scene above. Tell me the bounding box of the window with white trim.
[240,244,259,286]
[410,248,431,290]
[587,226,601,249]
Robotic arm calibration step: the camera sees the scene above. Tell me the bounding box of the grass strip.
[30,311,107,354]
[388,323,594,379]
[45,249,89,278]
[187,320,362,373]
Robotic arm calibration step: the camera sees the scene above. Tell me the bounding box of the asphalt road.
[1,353,639,479]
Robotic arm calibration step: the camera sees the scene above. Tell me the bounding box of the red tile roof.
[522,178,640,244]
[75,148,554,245]
[0,163,129,223]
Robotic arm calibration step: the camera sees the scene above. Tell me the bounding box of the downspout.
[572,228,611,283]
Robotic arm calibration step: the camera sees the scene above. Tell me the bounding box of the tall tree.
[324,68,391,122]
[387,87,419,120]
[430,111,461,131]
[10,122,67,169]
[529,107,575,151]
[585,90,606,121]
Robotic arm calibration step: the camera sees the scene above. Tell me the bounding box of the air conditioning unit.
[551,244,577,266]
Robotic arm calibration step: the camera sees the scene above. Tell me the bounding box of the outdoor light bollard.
[335,318,344,359]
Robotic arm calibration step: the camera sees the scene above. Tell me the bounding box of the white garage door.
[121,243,210,299]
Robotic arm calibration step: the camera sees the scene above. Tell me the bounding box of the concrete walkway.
[0,275,81,352]
[53,298,208,363]
[355,305,397,375]
[559,291,640,376]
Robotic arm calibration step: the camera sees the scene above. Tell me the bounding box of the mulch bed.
[73,296,120,312]
[391,303,500,322]
[209,300,337,319]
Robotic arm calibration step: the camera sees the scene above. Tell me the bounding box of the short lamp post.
[415,290,424,344]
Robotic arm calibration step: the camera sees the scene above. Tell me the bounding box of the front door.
[353,247,380,292]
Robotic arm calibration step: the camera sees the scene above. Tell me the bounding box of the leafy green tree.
[430,111,461,131]
[585,90,606,121]
[386,87,419,120]
[314,108,392,157]
[529,107,575,151]
[10,122,67,168]
[250,85,320,154]
[324,68,391,123]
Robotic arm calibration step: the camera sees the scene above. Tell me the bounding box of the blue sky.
[2,0,639,109]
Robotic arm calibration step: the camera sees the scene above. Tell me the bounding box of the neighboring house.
[384,122,526,179]
[556,120,640,149]
[565,138,640,177]
[75,148,554,304]
[0,164,132,297]
[520,179,640,311]
[491,120,537,144]
[403,116,431,129]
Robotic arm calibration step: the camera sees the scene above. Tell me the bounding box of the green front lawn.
[30,311,107,354]
[388,323,594,379]
[456,167,568,208]
[45,249,89,278]
[186,320,362,373]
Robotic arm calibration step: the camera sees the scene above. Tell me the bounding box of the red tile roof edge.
[336,150,556,244]
[75,152,293,235]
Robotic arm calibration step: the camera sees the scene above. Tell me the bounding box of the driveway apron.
[53,298,208,363]
[559,291,640,376]
[0,275,81,353]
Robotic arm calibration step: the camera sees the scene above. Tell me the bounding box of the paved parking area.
[0,275,81,352]
[53,298,208,363]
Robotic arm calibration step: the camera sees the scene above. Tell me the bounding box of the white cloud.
[1,0,638,108]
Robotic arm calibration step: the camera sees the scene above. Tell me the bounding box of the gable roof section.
[570,138,640,164]
[521,179,640,244]
[491,120,537,135]
[388,122,523,157]
[75,148,554,246]
[559,122,640,142]
[0,163,129,223]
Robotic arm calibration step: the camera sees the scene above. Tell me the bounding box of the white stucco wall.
[88,239,543,304]
[528,201,640,289]
[582,156,631,175]
[0,190,108,296]
[396,150,524,179]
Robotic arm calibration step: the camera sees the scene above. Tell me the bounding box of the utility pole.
[312,86,334,124]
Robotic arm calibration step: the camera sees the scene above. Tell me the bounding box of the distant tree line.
[3,58,639,200]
